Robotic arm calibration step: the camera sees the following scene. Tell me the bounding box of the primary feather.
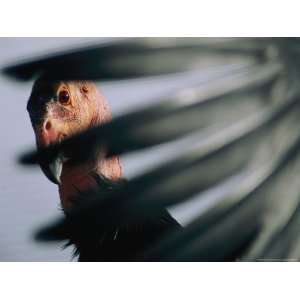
[7,38,300,261]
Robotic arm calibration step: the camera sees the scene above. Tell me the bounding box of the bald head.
[27,79,111,147]
[27,78,122,210]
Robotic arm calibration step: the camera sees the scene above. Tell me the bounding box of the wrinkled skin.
[27,78,122,210]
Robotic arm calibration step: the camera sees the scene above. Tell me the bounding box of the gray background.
[0,38,234,261]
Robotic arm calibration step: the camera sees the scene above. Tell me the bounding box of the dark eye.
[58,90,70,105]
[81,85,88,94]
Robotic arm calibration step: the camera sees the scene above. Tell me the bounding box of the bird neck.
[59,155,122,211]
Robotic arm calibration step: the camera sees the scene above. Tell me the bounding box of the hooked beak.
[33,116,65,184]
[39,154,63,185]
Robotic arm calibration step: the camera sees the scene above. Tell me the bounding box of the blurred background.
[0,38,102,261]
[0,37,244,261]
[0,38,179,261]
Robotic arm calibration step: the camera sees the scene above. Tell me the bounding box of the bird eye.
[81,85,88,94]
[58,90,70,105]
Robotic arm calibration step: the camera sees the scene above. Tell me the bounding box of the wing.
[5,37,300,261]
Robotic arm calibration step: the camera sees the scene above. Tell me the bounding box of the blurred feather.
[2,38,274,81]
[4,37,300,261]
[19,61,281,166]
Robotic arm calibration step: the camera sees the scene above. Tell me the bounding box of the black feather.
[35,173,181,261]
[6,38,300,261]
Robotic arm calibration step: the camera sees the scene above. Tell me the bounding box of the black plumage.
[4,38,300,261]
[37,174,182,261]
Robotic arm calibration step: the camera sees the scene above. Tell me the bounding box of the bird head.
[27,78,122,210]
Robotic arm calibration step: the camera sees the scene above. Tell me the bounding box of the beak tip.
[39,156,63,185]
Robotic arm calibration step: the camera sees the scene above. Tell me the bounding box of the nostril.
[45,120,51,131]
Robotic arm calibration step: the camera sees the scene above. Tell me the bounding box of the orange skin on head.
[27,79,122,211]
